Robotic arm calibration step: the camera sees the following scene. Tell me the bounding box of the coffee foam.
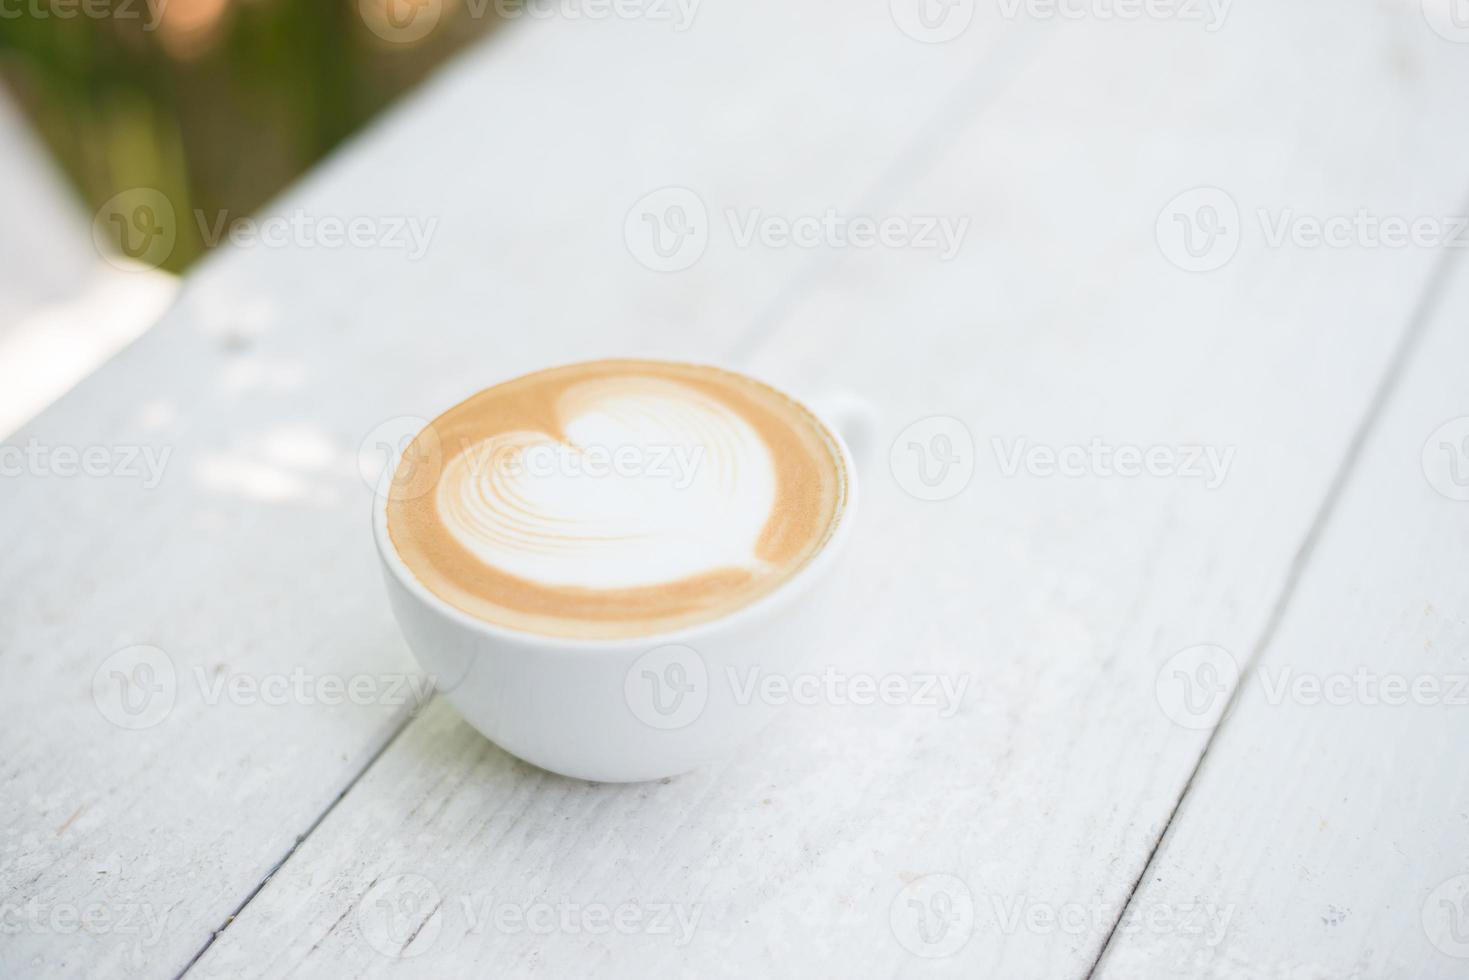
[437,376,776,590]
[386,360,846,639]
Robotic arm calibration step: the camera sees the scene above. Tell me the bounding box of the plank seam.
[171,696,434,980]
[1081,187,1469,980]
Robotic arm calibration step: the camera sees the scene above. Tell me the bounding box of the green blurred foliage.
[0,0,495,272]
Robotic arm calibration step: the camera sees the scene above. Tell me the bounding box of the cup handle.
[811,392,877,475]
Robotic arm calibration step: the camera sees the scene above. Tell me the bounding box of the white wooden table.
[4,3,1469,977]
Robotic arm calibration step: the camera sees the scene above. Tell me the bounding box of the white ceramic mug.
[373,379,872,783]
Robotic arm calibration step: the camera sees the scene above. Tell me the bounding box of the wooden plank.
[1093,227,1469,977]
[0,6,1035,977]
[186,4,1469,978]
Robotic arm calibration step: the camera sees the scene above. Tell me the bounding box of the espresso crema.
[385,360,848,639]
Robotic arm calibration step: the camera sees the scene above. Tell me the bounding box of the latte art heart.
[436,380,777,591]
[386,360,847,639]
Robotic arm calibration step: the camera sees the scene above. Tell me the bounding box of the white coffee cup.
[373,385,872,783]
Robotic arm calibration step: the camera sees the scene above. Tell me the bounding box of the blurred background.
[2,0,499,273]
[0,0,502,435]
